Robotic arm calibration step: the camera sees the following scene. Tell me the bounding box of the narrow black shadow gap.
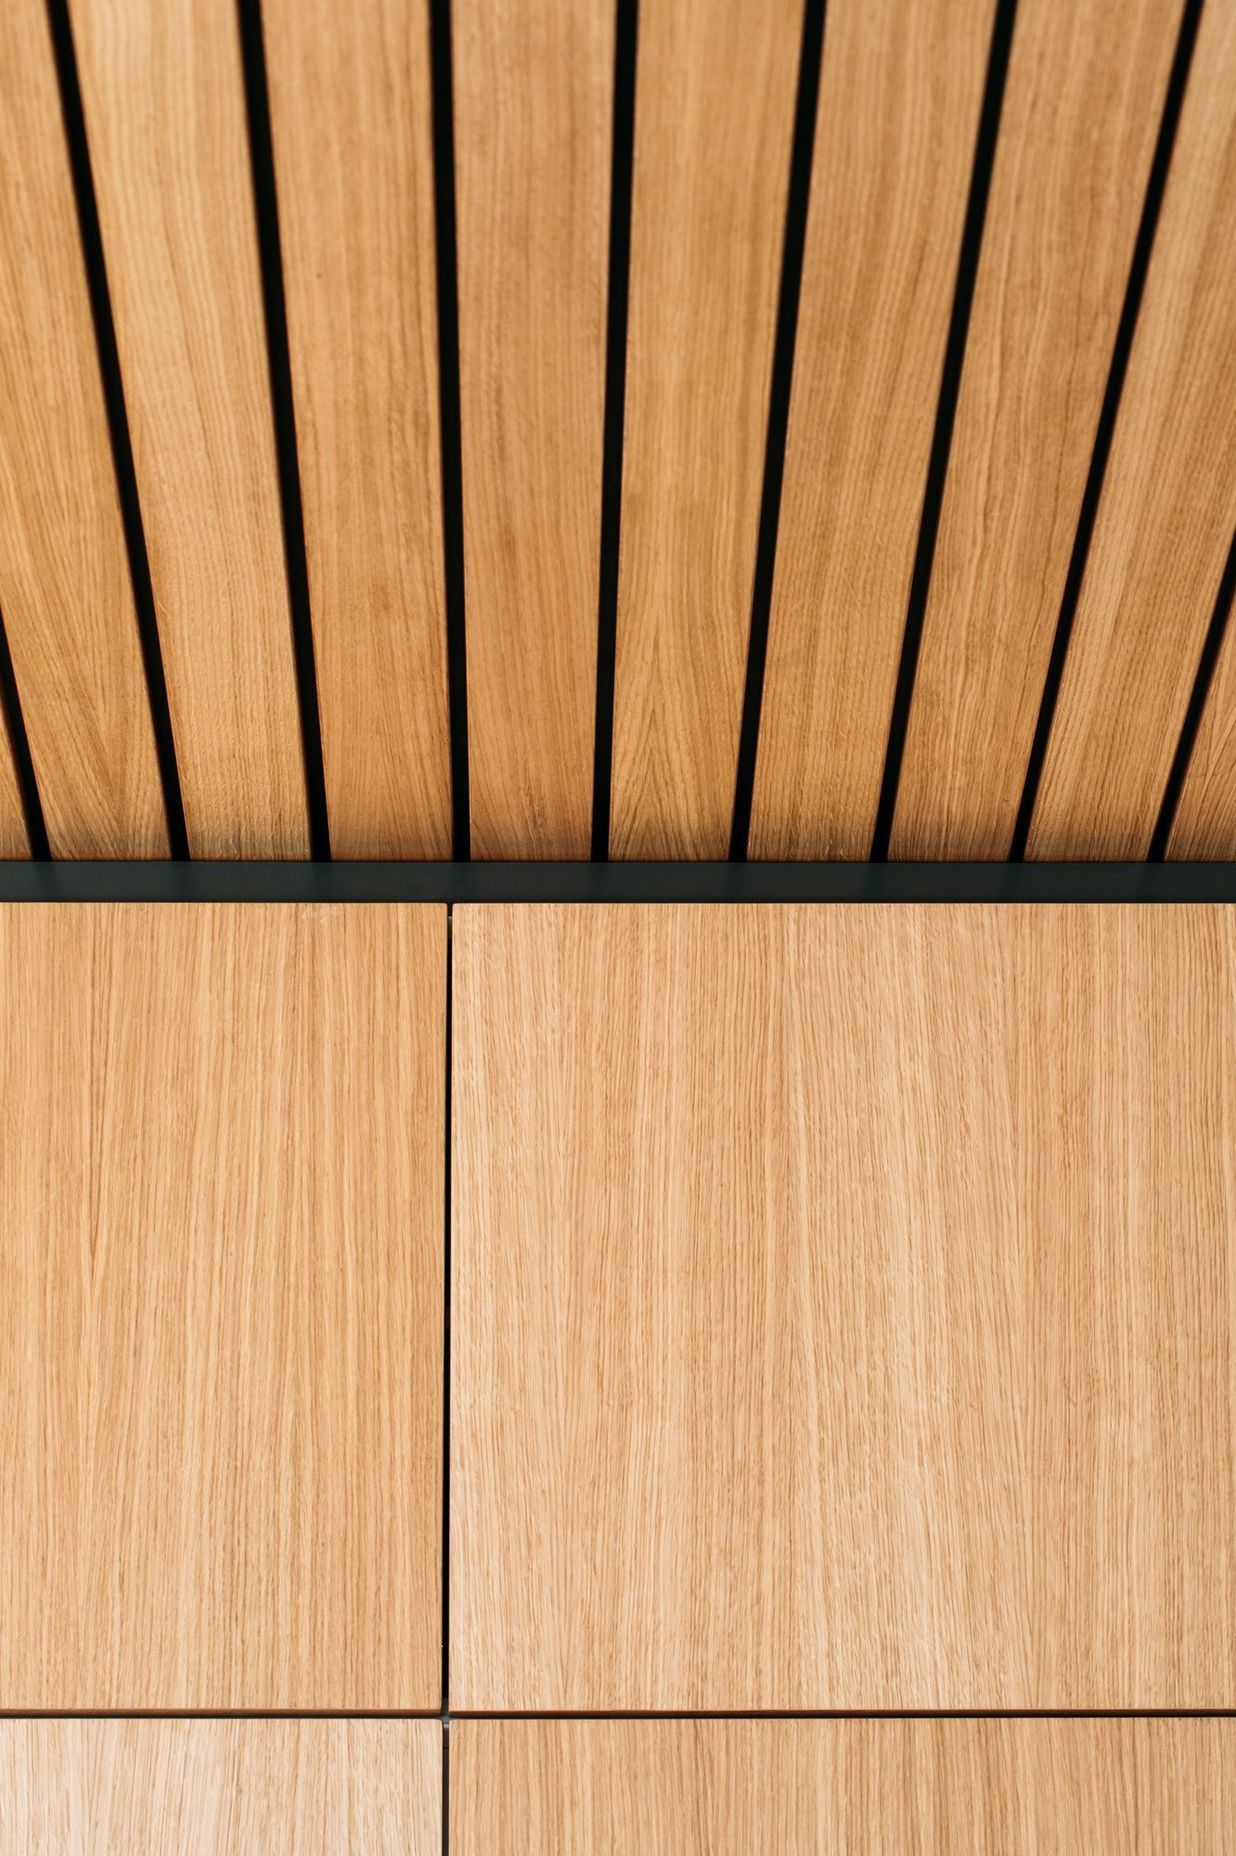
[236,0,331,860]
[1149,525,1236,859]
[45,0,189,861]
[0,612,50,860]
[591,0,640,861]
[868,0,1019,861]
[0,1710,441,1722]
[441,910,453,1712]
[451,1708,1236,1723]
[430,0,471,860]
[4,1707,1233,1722]
[441,1717,450,1854]
[440,909,454,1848]
[1010,0,1204,860]
[728,0,828,862]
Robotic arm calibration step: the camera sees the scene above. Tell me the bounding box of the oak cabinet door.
[451,903,1236,1710]
[0,903,445,1710]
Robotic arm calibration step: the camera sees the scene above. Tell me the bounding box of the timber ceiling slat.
[70,0,308,859]
[1168,529,1236,856]
[0,0,167,858]
[454,0,613,859]
[1025,0,1236,858]
[609,0,804,859]
[263,0,453,858]
[748,0,996,860]
[0,720,26,860]
[889,0,1183,861]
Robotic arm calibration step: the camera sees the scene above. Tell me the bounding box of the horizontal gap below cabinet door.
[6,1709,1232,1722]
[0,1711,442,1722]
[448,1710,1236,1722]
[0,862,1235,905]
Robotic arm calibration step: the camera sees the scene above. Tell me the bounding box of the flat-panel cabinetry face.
[0,1720,441,1855]
[451,1718,1236,1854]
[451,902,1236,1711]
[0,902,445,1710]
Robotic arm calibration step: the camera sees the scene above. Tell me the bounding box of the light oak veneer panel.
[0,1,166,857]
[0,721,26,858]
[452,1719,1236,1854]
[455,0,611,857]
[265,0,453,858]
[0,1721,440,1855]
[1027,0,1236,858]
[70,0,308,859]
[610,0,803,858]
[1168,532,1236,857]
[452,903,1236,1710]
[891,0,1182,860]
[749,0,994,859]
[0,903,444,1709]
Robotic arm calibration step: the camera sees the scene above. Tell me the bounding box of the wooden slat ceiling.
[0,0,1232,863]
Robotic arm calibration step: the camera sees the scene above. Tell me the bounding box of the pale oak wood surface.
[610,0,803,858]
[454,0,611,857]
[70,0,308,859]
[0,1721,440,1855]
[452,903,1236,1710]
[749,0,994,859]
[1027,0,1236,858]
[1171,554,1236,856]
[264,0,453,858]
[891,0,1182,860]
[0,903,445,1709]
[0,0,167,858]
[452,1719,1236,1854]
[0,727,26,858]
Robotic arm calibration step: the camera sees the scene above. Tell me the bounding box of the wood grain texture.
[0,0,167,858]
[748,0,994,860]
[1170,549,1236,856]
[70,0,308,859]
[452,904,1236,1710]
[610,0,802,859]
[891,0,1182,860]
[264,0,453,858]
[0,719,26,858]
[452,1718,1236,1854]
[455,0,611,858]
[1026,0,1236,858]
[0,903,444,1709]
[0,1721,440,1855]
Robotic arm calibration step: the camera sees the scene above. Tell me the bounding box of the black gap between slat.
[44,0,189,861]
[728,0,828,863]
[868,0,1020,862]
[440,909,453,1715]
[1010,0,1204,861]
[236,0,331,861]
[1149,524,1236,859]
[430,0,471,861]
[441,909,453,1847]
[591,0,639,861]
[0,611,51,860]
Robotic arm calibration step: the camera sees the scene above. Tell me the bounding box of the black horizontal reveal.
[0,861,1234,904]
[1,1706,1231,1722]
